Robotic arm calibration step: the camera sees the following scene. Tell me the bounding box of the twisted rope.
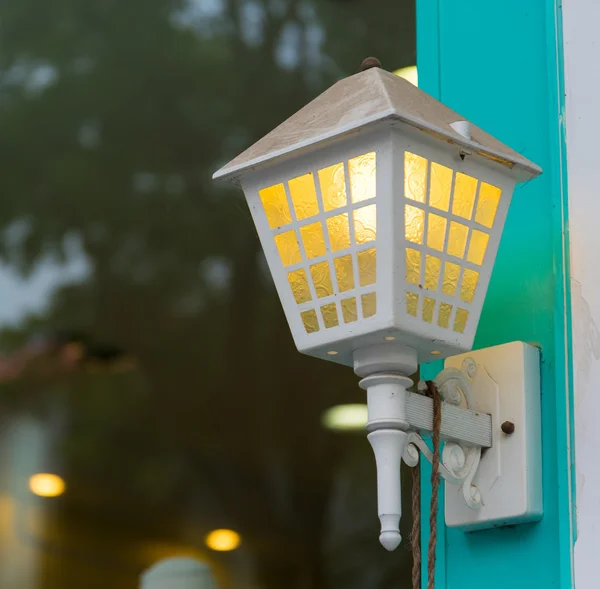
[411,380,442,589]
[411,463,421,589]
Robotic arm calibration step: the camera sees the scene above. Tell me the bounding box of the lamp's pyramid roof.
[214,67,541,183]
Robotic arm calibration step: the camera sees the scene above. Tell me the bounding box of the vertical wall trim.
[563,0,600,586]
[547,1,576,586]
[417,0,574,587]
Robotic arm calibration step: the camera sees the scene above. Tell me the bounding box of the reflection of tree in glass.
[0,1,415,588]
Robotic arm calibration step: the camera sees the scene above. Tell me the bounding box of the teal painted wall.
[417,0,574,587]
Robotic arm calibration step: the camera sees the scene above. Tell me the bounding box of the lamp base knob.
[379,530,402,552]
[378,513,402,551]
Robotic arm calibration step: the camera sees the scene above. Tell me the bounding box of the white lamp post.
[213,58,543,550]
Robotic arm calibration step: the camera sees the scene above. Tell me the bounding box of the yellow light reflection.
[29,473,66,498]
[322,404,368,431]
[393,65,418,87]
[205,529,241,552]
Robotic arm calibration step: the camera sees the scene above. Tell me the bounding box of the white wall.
[563,3,600,587]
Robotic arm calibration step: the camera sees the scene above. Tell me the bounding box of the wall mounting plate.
[444,341,542,530]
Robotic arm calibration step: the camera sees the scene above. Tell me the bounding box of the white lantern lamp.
[213,58,543,550]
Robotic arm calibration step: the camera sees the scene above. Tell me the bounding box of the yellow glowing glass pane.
[454,308,469,333]
[427,213,447,251]
[358,248,376,286]
[333,254,354,292]
[354,204,377,244]
[423,296,435,323]
[425,255,441,290]
[438,302,452,328]
[460,269,479,303]
[442,262,460,296]
[405,205,425,244]
[326,213,351,252]
[310,261,334,298]
[475,182,501,228]
[430,162,452,211]
[259,183,292,228]
[287,269,312,304]
[406,292,418,317]
[361,293,376,318]
[452,172,478,220]
[321,303,339,328]
[274,230,301,266]
[301,309,319,333]
[300,222,326,259]
[318,163,347,211]
[467,230,489,265]
[406,249,421,285]
[404,152,428,203]
[341,298,358,323]
[349,152,376,203]
[288,173,319,221]
[447,222,469,259]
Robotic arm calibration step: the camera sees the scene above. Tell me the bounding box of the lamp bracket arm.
[403,432,483,509]
[403,389,492,449]
[401,366,488,510]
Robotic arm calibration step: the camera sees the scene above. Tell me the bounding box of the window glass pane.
[0,1,416,587]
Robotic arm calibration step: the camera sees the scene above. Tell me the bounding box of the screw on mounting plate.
[501,421,515,435]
